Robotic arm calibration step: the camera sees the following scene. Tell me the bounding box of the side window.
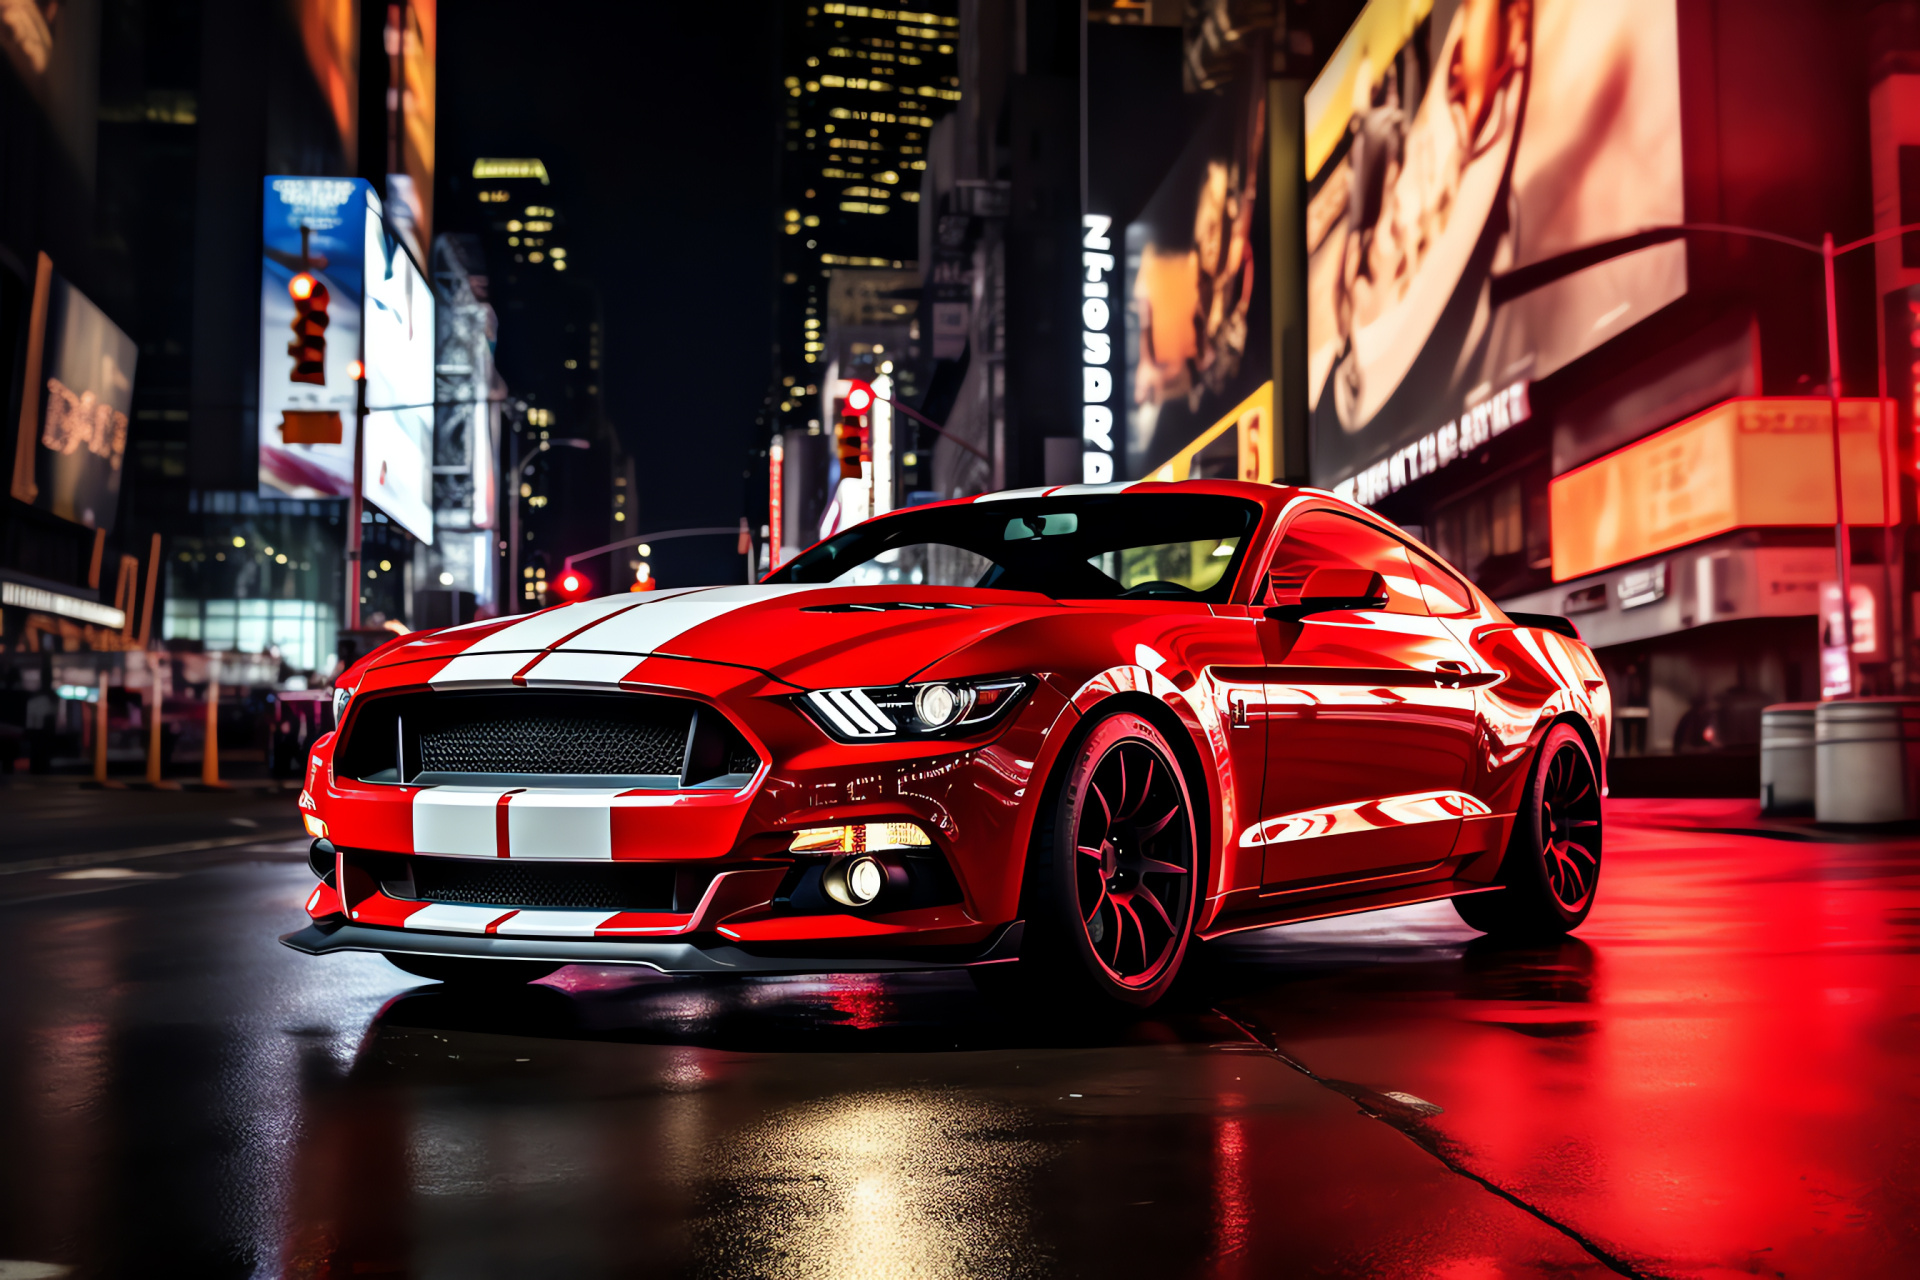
[1409,552,1479,618]
[1263,510,1427,615]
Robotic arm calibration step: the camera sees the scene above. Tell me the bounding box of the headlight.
[331,684,352,726]
[800,676,1033,741]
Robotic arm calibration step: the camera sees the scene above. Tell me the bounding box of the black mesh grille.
[337,689,763,784]
[417,705,688,776]
[403,856,677,912]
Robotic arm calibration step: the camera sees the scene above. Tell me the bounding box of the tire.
[383,953,561,986]
[1454,722,1603,938]
[981,710,1202,1010]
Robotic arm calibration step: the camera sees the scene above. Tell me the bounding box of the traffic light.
[287,271,329,384]
[557,569,589,600]
[836,379,873,479]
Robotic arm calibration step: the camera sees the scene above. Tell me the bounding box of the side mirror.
[1263,567,1389,622]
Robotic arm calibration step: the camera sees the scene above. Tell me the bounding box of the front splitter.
[280,918,1024,975]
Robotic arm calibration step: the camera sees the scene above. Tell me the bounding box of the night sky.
[439,3,783,585]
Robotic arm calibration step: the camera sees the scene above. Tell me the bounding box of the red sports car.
[284,481,1610,1007]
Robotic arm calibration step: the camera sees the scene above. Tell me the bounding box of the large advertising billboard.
[8,256,137,532]
[259,176,368,500]
[1306,0,1686,502]
[1124,68,1269,479]
[363,195,435,544]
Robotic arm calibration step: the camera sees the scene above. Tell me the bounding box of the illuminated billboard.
[259,177,368,500]
[1307,0,1686,501]
[363,193,436,544]
[1124,69,1269,478]
[8,256,137,532]
[1548,398,1889,581]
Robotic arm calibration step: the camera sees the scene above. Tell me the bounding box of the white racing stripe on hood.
[552,582,827,660]
[428,589,706,687]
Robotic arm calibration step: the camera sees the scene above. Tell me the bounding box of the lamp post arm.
[872,390,991,464]
[562,527,743,575]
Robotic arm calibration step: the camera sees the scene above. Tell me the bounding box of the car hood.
[368,583,1063,690]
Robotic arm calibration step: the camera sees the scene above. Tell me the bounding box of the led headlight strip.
[801,677,1032,741]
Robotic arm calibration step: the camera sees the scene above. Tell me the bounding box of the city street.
[0,785,1911,1279]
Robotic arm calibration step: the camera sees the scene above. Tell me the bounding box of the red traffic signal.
[287,272,330,385]
[835,413,867,479]
[843,379,875,414]
[557,570,588,599]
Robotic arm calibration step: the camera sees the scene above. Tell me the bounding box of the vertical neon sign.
[1082,214,1117,483]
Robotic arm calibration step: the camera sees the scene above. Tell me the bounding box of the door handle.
[1428,661,1500,689]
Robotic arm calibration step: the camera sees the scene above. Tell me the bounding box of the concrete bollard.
[1760,702,1817,815]
[1814,697,1920,824]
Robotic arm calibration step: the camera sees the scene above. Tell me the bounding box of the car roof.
[888,478,1335,519]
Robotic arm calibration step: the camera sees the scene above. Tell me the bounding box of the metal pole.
[347,370,366,630]
[508,416,521,613]
[1824,233,1857,696]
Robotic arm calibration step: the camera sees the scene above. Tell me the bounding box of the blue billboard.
[258,176,369,500]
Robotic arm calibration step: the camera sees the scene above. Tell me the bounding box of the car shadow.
[343,904,1600,1072]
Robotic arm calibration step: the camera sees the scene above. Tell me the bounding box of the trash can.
[1814,697,1920,824]
[1760,703,1817,815]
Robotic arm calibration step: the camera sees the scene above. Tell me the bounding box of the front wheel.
[1454,722,1602,938]
[383,953,561,986]
[985,711,1201,1010]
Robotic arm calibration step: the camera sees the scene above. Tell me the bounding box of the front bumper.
[280,917,1025,975]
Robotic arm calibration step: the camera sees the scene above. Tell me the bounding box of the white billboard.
[363,193,436,543]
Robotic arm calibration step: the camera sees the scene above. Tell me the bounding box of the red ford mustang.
[284,481,1610,1007]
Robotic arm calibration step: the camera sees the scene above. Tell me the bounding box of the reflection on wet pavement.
[0,799,1914,1278]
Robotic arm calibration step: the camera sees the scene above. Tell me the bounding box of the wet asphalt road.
[0,784,1914,1279]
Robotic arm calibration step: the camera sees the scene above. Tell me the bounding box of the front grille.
[337,690,762,787]
[419,704,688,776]
[401,856,678,912]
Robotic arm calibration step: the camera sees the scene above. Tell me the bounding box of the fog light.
[307,837,337,885]
[824,853,902,907]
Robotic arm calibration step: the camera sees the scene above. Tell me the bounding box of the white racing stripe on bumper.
[493,909,620,937]
[404,903,509,933]
[506,790,625,859]
[413,787,508,856]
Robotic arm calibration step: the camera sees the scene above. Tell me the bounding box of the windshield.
[767,494,1262,601]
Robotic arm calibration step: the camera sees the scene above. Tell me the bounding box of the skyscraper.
[775,3,961,440]
[463,158,624,609]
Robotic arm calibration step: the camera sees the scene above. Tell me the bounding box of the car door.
[1256,509,1484,889]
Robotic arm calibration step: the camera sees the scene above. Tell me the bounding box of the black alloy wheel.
[993,710,1200,1009]
[1454,722,1603,937]
[384,954,561,986]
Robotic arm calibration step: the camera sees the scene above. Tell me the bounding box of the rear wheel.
[979,710,1200,1010]
[1454,722,1602,938]
[383,953,561,986]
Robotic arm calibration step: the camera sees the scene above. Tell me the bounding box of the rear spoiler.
[1505,611,1582,642]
